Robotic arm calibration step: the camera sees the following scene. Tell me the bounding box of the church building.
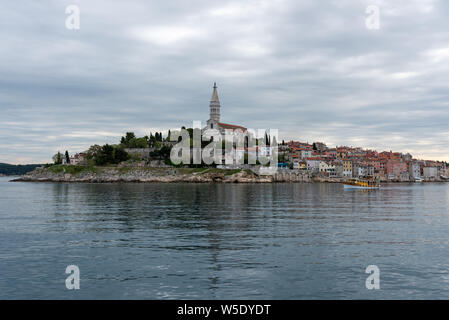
[205,83,247,135]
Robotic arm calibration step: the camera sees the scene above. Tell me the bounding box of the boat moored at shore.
[343,178,380,189]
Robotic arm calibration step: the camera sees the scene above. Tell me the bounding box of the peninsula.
[11,84,449,183]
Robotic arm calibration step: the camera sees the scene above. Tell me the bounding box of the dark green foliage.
[95,144,113,165]
[120,132,149,148]
[113,147,129,163]
[149,145,172,160]
[0,163,43,175]
[53,152,63,165]
[125,132,136,141]
[148,131,163,146]
[91,144,130,165]
[65,151,70,164]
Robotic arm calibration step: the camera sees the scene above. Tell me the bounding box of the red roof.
[218,122,247,131]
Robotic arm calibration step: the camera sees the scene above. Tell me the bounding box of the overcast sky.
[1,0,449,164]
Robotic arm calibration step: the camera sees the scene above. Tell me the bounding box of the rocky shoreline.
[11,166,279,183]
[11,165,447,184]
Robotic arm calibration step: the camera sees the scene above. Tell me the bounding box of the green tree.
[86,145,102,161]
[95,144,114,165]
[120,132,137,147]
[125,132,136,141]
[120,132,149,148]
[149,133,156,147]
[150,145,172,160]
[94,144,129,165]
[65,151,70,164]
[52,152,63,165]
[113,146,129,163]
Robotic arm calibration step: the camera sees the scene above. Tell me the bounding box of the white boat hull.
[343,184,380,189]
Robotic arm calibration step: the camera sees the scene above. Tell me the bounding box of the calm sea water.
[1,176,449,299]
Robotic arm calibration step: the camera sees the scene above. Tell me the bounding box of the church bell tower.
[209,82,220,123]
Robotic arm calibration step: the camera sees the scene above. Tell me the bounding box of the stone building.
[204,83,247,135]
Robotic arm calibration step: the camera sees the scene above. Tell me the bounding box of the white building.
[306,158,322,173]
[423,167,438,179]
[319,161,338,177]
[409,162,421,179]
[69,153,86,165]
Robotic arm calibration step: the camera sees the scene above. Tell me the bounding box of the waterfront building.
[423,167,438,180]
[358,165,374,177]
[306,158,323,173]
[342,160,352,177]
[293,160,307,170]
[400,171,410,181]
[437,162,447,178]
[386,159,407,179]
[319,161,337,177]
[319,161,332,174]
[409,162,421,180]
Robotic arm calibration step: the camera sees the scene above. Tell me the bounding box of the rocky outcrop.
[11,166,281,183]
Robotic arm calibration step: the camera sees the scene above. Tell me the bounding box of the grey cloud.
[1,0,449,163]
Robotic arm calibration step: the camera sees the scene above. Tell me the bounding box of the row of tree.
[120,131,165,149]
[120,132,149,148]
[53,151,71,164]
[0,163,43,175]
[86,144,129,165]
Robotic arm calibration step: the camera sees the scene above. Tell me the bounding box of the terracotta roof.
[218,122,247,131]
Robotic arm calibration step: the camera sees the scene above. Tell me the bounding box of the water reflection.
[1,178,449,299]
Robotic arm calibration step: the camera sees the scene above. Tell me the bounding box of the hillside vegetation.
[0,163,43,176]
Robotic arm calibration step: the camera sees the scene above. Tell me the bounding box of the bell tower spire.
[210,82,220,122]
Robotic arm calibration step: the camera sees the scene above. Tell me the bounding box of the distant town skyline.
[1,0,449,164]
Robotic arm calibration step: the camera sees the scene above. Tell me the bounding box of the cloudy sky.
[1,0,449,164]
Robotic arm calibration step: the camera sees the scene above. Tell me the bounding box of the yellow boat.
[343,178,380,189]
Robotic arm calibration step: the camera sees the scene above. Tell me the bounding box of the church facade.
[205,83,247,135]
